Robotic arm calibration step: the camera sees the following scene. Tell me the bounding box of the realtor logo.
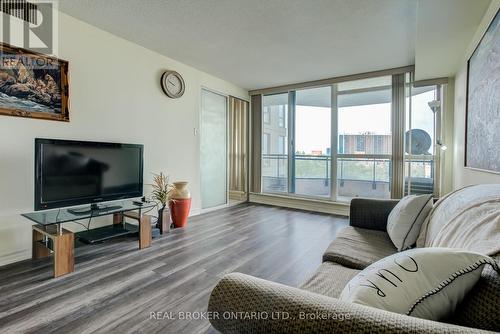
[0,0,58,55]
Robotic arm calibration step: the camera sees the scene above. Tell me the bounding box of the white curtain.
[228,97,248,200]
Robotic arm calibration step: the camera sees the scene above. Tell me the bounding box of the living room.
[0,0,499,333]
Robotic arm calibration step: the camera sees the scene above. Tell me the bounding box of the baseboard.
[249,193,349,216]
[0,249,31,267]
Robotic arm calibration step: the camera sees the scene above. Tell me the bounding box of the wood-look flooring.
[0,203,347,334]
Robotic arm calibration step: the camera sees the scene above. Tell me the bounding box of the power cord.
[69,202,158,231]
[142,202,159,217]
[71,212,93,231]
[87,214,93,230]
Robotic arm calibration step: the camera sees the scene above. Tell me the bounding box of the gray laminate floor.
[0,203,347,334]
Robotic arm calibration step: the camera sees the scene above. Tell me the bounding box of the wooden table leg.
[53,231,74,278]
[32,225,75,278]
[139,215,152,249]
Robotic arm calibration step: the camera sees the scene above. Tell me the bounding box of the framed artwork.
[0,42,69,122]
[465,9,499,173]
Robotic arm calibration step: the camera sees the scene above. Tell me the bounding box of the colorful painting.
[0,42,69,121]
[466,10,500,173]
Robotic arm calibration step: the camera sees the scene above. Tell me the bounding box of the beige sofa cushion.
[300,261,360,298]
[323,226,397,269]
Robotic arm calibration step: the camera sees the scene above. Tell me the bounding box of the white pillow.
[339,248,498,321]
[387,194,433,251]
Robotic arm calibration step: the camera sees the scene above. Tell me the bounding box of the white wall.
[452,1,500,189]
[0,12,248,266]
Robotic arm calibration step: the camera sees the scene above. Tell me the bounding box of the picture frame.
[0,42,69,122]
[465,9,500,174]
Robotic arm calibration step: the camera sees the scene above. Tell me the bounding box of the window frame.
[259,72,443,201]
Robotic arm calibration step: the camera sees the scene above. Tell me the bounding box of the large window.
[337,76,392,200]
[262,93,288,193]
[405,79,440,196]
[293,86,331,197]
[260,73,442,202]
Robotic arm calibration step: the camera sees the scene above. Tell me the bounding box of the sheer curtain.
[228,96,249,200]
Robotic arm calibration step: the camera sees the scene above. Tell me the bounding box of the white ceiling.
[58,0,491,91]
[58,0,417,90]
[415,0,491,80]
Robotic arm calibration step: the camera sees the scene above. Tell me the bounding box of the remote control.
[133,200,144,206]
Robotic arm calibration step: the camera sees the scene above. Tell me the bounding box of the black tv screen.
[35,138,143,210]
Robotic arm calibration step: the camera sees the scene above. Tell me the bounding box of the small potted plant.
[150,172,174,233]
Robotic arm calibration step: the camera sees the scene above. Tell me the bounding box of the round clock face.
[161,71,185,98]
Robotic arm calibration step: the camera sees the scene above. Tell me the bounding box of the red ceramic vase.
[169,198,191,228]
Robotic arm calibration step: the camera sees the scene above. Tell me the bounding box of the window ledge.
[249,193,349,217]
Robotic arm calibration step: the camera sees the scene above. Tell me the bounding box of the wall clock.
[160,70,185,98]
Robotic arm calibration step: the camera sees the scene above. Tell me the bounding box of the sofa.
[207,185,500,333]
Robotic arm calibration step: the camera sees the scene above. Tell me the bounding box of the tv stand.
[22,199,165,278]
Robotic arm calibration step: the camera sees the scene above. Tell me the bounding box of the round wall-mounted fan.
[405,129,431,155]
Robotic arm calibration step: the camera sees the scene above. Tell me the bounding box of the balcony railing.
[262,154,434,198]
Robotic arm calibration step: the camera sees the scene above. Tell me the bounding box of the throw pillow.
[387,194,433,251]
[339,248,499,321]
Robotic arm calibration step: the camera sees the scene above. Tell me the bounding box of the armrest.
[208,273,487,334]
[349,198,399,231]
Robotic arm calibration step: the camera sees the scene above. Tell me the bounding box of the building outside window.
[263,106,270,124]
[278,106,285,128]
[278,135,286,154]
[356,136,365,152]
[262,133,270,154]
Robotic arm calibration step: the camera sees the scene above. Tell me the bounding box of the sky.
[294,90,436,154]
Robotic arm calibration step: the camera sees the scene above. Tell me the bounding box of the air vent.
[1,0,38,25]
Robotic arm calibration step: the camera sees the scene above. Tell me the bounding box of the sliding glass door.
[262,93,288,194]
[293,87,331,198]
[260,73,442,202]
[405,81,440,196]
[336,76,392,200]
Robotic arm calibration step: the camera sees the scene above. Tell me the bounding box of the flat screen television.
[35,138,144,210]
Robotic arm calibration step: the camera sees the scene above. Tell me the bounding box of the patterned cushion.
[300,261,360,298]
[323,226,397,269]
[449,255,500,331]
